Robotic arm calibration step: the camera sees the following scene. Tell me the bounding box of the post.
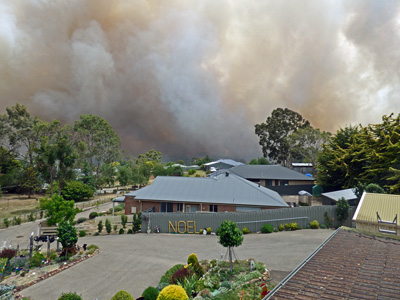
[47,236,51,259]
[29,232,34,260]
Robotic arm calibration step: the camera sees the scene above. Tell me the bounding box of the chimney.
[225,172,229,177]
[258,181,261,187]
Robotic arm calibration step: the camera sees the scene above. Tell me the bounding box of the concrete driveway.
[20,230,333,300]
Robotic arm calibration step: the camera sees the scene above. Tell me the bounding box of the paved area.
[19,230,334,300]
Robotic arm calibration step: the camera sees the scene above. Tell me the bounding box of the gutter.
[263,228,341,300]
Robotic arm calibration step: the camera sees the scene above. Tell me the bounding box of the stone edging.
[13,249,99,297]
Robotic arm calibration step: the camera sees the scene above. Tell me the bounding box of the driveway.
[20,230,333,300]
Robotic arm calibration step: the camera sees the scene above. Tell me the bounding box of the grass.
[0,194,40,219]
[187,170,207,177]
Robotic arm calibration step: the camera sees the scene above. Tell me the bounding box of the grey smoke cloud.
[1,0,400,160]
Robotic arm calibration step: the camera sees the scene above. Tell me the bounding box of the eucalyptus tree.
[73,114,121,184]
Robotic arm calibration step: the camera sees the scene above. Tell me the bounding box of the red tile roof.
[268,229,400,300]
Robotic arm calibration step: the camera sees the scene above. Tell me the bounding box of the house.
[353,192,400,235]
[321,188,358,206]
[291,162,313,175]
[203,159,244,171]
[124,172,288,215]
[266,228,400,299]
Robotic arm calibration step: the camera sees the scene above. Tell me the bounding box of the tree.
[74,114,121,182]
[57,221,78,249]
[117,164,132,186]
[39,195,76,226]
[98,162,118,187]
[249,157,270,165]
[216,220,244,272]
[288,127,331,175]
[255,108,310,166]
[105,218,112,234]
[317,125,360,190]
[18,166,41,198]
[336,197,350,225]
[61,180,94,202]
[0,146,21,190]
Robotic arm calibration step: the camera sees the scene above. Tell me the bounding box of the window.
[160,202,173,212]
[279,180,289,186]
[210,205,218,212]
[177,203,184,212]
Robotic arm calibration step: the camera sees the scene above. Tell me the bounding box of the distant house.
[321,188,358,206]
[124,172,288,215]
[266,229,400,299]
[203,159,244,171]
[291,162,313,175]
[353,192,400,235]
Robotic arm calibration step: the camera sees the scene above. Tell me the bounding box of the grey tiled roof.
[126,173,288,207]
[204,159,244,167]
[321,188,357,201]
[230,165,315,181]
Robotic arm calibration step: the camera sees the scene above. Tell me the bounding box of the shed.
[353,192,400,235]
[321,188,358,206]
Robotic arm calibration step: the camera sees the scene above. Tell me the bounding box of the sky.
[1,0,400,161]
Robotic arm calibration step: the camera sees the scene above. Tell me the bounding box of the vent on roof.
[225,172,229,177]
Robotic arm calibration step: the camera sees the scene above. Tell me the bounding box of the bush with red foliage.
[171,266,194,284]
[0,248,17,259]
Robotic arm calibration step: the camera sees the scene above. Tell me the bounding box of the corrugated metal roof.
[126,173,288,207]
[230,165,315,181]
[204,159,244,167]
[353,192,400,223]
[321,188,357,201]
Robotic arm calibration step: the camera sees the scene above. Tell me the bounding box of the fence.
[0,197,114,229]
[141,206,356,234]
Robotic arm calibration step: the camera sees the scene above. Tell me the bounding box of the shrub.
[323,212,333,228]
[57,292,82,300]
[206,227,212,235]
[157,285,188,300]
[77,217,87,224]
[3,218,10,228]
[159,264,185,284]
[336,197,350,224]
[142,286,159,300]
[278,224,284,231]
[105,218,112,234]
[79,231,86,237]
[127,229,133,234]
[28,212,35,222]
[242,227,250,234]
[14,216,22,225]
[0,248,17,259]
[98,220,103,233]
[261,224,273,234]
[310,220,319,229]
[171,266,194,284]
[57,221,78,249]
[121,214,128,228]
[187,253,198,265]
[113,224,118,233]
[119,228,125,234]
[89,212,98,219]
[86,244,99,255]
[188,169,196,175]
[320,224,327,229]
[111,290,134,300]
[9,255,29,269]
[290,223,299,231]
[284,223,291,231]
[306,224,311,229]
[30,251,45,268]
[273,228,279,232]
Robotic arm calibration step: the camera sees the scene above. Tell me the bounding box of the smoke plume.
[1,0,400,160]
